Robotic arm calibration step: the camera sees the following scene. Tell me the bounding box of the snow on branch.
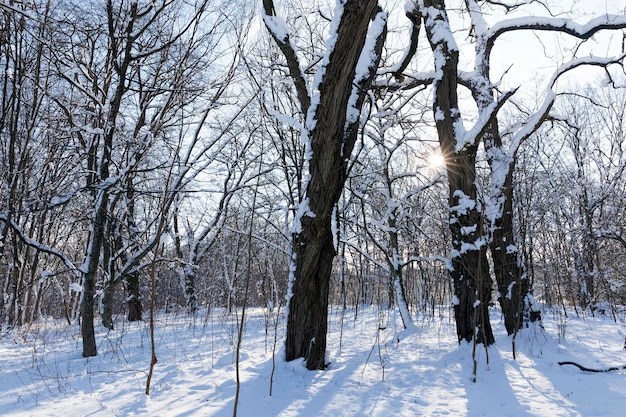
[504,53,626,156]
[465,0,488,38]
[548,54,626,90]
[3,217,81,279]
[303,0,347,135]
[460,87,517,152]
[403,255,452,271]
[345,8,388,135]
[260,1,289,42]
[261,0,311,114]
[262,93,304,132]
[390,4,422,79]
[487,14,626,47]
[372,71,434,91]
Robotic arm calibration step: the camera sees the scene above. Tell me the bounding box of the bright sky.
[483,0,626,91]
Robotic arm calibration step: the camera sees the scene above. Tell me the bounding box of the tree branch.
[487,14,626,53]
[558,361,626,373]
[462,87,518,151]
[261,0,311,114]
[392,7,422,80]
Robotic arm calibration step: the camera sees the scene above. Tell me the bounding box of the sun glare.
[427,151,446,170]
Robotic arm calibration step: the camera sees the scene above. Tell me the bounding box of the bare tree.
[527,87,626,313]
[397,0,626,344]
[262,0,387,369]
[0,0,243,356]
[347,99,444,333]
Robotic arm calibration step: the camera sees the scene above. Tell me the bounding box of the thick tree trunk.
[474,92,541,331]
[474,95,541,334]
[490,164,541,334]
[286,221,335,369]
[284,0,386,370]
[422,0,494,345]
[460,0,542,333]
[448,156,494,345]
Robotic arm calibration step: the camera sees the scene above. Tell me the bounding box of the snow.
[331,205,338,251]
[450,190,476,215]
[3,307,626,416]
[487,14,626,42]
[306,0,345,134]
[460,225,477,235]
[49,195,72,206]
[404,1,415,15]
[260,12,289,43]
[291,197,315,235]
[345,10,387,131]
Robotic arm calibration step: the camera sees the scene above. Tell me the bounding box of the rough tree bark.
[421,0,494,344]
[463,0,541,334]
[488,161,540,333]
[263,0,387,369]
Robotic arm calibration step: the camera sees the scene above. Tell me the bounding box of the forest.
[1,0,626,413]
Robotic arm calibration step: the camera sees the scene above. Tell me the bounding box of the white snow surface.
[2,307,626,416]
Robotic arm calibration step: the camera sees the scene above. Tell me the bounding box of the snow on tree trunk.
[421,0,494,345]
[463,0,541,334]
[264,0,387,370]
[389,215,416,333]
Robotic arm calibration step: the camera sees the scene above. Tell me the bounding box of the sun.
[427,151,446,170]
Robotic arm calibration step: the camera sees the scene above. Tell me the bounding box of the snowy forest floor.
[2,305,626,416]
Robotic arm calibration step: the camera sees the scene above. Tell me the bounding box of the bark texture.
[422,0,494,345]
[284,0,386,370]
[489,162,540,333]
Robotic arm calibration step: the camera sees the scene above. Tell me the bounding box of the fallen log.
[558,361,626,373]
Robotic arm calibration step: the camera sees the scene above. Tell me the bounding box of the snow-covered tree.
[346,99,445,333]
[262,0,387,369]
[394,0,626,344]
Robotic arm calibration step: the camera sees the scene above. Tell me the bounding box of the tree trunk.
[474,88,541,332]
[489,164,540,334]
[101,279,115,330]
[448,156,494,345]
[81,194,107,357]
[421,0,494,345]
[286,221,335,369]
[181,266,198,314]
[389,214,415,331]
[463,0,541,334]
[126,271,143,321]
[101,228,115,330]
[283,0,386,370]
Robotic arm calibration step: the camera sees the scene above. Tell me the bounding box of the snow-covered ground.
[2,305,625,416]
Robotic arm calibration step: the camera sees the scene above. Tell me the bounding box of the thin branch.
[261,0,311,114]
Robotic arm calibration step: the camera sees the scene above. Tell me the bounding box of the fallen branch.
[558,361,626,373]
